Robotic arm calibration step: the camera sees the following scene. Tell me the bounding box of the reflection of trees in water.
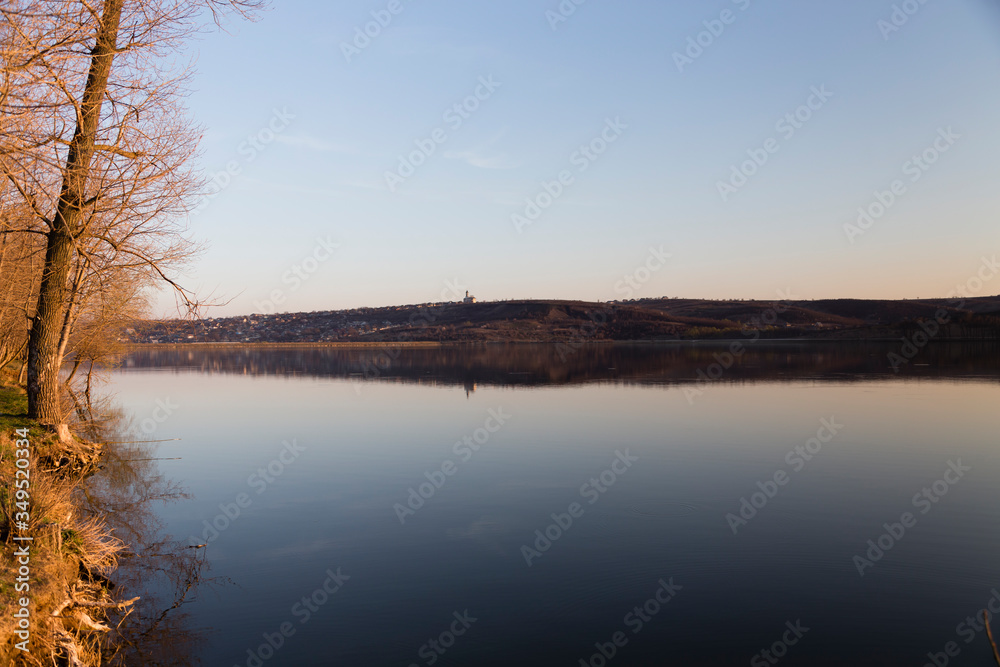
[71,398,222,666]
[116,341,1000,387]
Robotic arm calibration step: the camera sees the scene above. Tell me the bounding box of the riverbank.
[0,379,126,666]
[125,296,1000,345]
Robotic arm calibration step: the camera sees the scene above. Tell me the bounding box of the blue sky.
[172,0,1000,316]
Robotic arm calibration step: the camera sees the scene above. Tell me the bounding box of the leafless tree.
[0,189,44,372]
[0,0,263,440]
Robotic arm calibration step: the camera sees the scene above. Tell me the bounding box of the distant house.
[463,290,476,304]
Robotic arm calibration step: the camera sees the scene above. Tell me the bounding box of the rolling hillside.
[129,296,1000,344]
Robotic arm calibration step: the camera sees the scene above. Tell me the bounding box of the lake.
[102,342,1000,666]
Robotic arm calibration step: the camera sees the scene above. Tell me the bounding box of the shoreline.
[0,382,124,665]
[119,337,1000,349]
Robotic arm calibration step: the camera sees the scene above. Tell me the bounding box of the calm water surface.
[105,343,1000,666]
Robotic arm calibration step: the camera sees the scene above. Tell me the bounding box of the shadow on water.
[70,397,225,666]
[115,341,1000,388]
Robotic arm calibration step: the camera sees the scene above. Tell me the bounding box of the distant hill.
[127,296,1000,344]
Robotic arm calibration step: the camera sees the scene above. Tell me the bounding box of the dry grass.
[0,420,125,666]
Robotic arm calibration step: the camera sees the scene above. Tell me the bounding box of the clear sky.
[169,0,1000,316]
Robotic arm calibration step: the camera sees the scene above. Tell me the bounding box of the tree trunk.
[26,0,124,437]
[57,262,85,358]
[27,229,75,436]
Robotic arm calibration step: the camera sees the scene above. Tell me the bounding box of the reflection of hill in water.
[116,342,1000,387]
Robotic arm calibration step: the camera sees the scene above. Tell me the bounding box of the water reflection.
[101,344,1000,665]
[70,399,219,665]
[116,341,1000,387]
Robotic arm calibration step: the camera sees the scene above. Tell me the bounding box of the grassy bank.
[0,379,123,666]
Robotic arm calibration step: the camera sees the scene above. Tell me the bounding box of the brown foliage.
[1,0,264,430]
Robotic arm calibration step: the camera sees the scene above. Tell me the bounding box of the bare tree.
[0,0,263,440]
[64,261,151,400]
[0,189,44,371]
